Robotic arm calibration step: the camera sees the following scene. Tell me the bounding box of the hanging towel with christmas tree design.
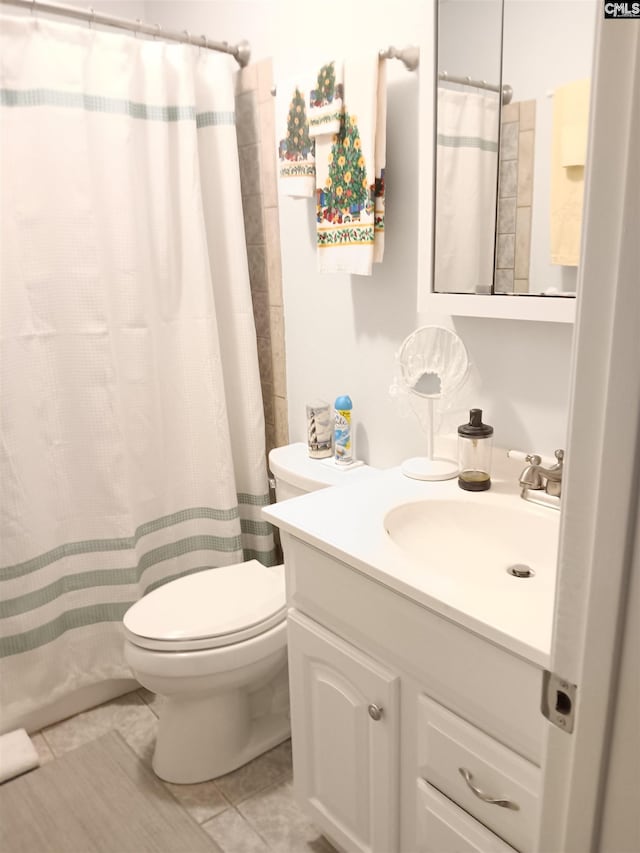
[276,78,316,197]
[308,60,344,138]
[315,55,387,275]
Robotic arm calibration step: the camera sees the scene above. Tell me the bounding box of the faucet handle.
[520,455,544,490]
[541,449,565,497]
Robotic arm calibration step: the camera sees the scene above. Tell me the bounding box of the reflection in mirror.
[414,372,442,397]
[434,0,596,297]
[435,0,502,295]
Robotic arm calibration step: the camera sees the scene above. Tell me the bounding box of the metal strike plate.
[541,670,577,733]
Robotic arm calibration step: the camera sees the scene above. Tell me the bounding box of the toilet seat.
[123,560,286,652]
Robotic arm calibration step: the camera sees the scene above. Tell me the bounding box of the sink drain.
[507,564,535,578]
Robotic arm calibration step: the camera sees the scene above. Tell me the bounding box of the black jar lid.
[458,408,493,437]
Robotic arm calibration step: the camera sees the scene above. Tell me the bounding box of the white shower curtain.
[0,15,276,727]
[434,87,499,294]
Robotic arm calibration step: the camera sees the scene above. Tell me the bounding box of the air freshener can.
[334,395,353,465]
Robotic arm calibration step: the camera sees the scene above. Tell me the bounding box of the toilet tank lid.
[269,442,377,492]
[123,561,285,643]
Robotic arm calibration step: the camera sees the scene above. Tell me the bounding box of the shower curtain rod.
[439,71,513,105]
[0,0,251,66]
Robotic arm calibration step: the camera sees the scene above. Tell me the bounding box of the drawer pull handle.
[458,767,520,811]
[368,704,383,721]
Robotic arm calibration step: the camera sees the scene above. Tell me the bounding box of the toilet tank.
[269,443,377,501]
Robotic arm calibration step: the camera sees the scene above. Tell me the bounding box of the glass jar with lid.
[457,408,493,491]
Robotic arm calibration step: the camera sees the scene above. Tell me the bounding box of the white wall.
[273,0,434,469]
[145,0,275,62]
[88,0,147,15]
[149,0,574,468]
[5,0,147,20]
[439,0,502,82]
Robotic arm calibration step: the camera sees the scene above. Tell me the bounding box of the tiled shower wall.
[235,59,289,460]
[495,99,536,293]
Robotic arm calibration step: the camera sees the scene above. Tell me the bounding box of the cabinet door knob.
[368,703,383,721]
[458,767,520,811]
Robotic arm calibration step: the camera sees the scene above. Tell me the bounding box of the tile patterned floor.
[32,690,337,853]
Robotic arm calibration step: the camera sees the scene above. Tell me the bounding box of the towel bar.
[270,45,419,96]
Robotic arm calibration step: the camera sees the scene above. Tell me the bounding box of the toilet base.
[149,662,290,784]
[153,698,290,784]
[124,621,291,784]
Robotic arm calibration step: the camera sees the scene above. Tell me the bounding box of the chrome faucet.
[519,449,565,501]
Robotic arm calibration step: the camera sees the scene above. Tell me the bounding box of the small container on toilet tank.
[306,401,333,459]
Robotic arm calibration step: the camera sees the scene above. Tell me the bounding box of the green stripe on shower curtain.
[196,111,236,128]
[0,88,236,127]
[1,537,244,615]
[1,527,277,618]
[0,498,279,656]
[238,492,271,506]
[1,551,282,658]
[2,503,271,581]
[0,560,280,659]
[437,132,499,152]
[1,602,132,657]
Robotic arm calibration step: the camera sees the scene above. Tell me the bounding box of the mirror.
[393,326,469,481]
[434,0,596,296]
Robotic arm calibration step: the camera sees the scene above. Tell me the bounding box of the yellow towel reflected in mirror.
[550,79,590,267]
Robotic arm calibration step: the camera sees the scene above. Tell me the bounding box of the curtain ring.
[153,23,161,40]
[134,18,141,38]
[183,29,191,46]
[30,0,36,15]
[88,7,94,28]
[200,34,207,54]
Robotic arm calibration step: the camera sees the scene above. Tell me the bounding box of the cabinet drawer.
[418,696,540,853]
[417,779,518,853]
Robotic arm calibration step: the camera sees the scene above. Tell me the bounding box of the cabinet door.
[417,780,518,853]
[288,611,400,853]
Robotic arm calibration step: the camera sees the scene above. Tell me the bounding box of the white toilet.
[123,443,374,784]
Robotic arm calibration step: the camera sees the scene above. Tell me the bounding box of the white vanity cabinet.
[283,534,546,853]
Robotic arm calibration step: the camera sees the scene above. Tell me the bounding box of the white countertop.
[264,451,560,668]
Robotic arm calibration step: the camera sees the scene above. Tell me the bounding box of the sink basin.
[384,498,559,577]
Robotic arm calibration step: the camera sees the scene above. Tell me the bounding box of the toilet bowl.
[123,443,376,784]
